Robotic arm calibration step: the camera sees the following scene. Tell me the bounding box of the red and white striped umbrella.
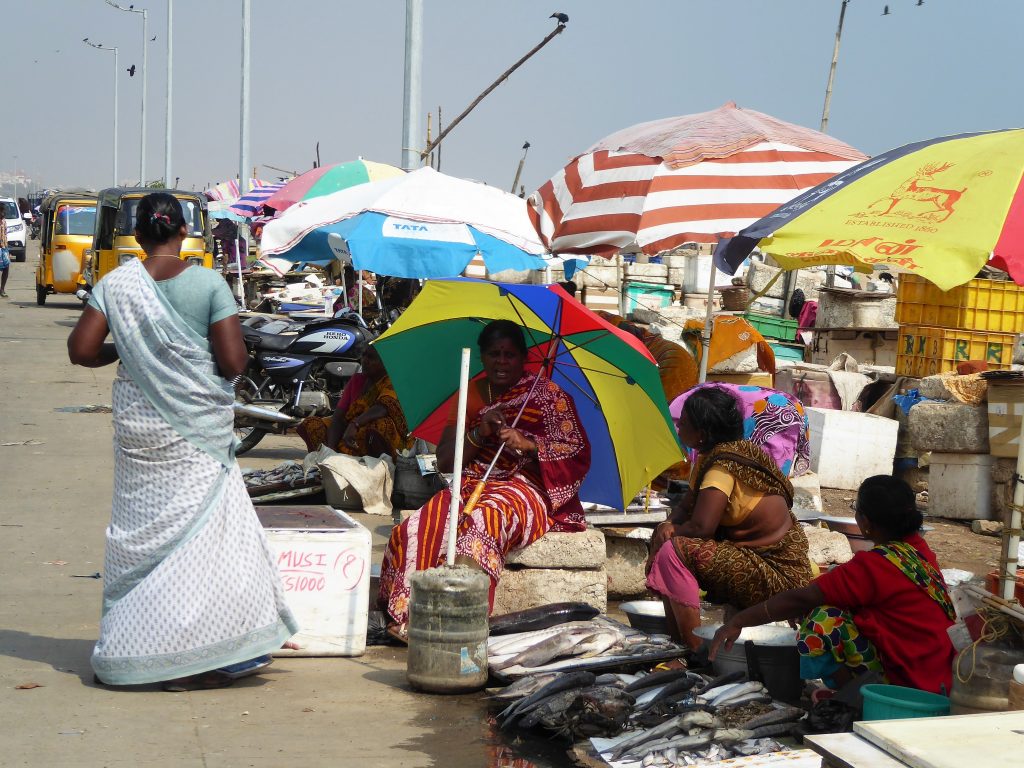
[529,102,868,257]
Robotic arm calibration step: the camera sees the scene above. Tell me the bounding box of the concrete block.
[505,529,606,569]
[668,268,686,287]
[803,523,853,565]
[791,471,823,520]
[918,375,954,402]
[488,268,534,285]
[580,265,619,288]
[493,567,607,615]
[909,402,989,454]
[746,261,786,299]
[625,263,668,281]
[631,305,692,327]
[603,533,650,599]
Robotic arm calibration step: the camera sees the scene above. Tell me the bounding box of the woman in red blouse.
[711,475,956,694]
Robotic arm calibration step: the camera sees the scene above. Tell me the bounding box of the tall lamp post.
[83,38,119,185]
[12,155,18,199]
[164,0,173,187]
[106,1,148,185]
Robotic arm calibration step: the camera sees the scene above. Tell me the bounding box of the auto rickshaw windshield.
[115,197,204,237]
[54,205,96,236]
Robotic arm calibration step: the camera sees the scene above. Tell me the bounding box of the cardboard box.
[987,382,1024,458]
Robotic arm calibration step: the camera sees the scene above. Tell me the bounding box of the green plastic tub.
[861,684,950,721]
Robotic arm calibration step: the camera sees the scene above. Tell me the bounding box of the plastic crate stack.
[895,275,1024,377]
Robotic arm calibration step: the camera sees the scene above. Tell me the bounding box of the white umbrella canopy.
[260,166,548,260]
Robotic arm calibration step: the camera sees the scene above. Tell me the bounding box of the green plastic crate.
[624,281,674,313]
[770,342,805,362]
[744,311,797,341]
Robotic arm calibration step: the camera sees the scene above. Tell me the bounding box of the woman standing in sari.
[711,476,955,694]
[68,193,298,690]
[378,320,591,640]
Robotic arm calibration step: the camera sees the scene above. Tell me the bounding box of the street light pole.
[165,0,173,187]
[84,39,119,185]
[401,0,423,170]
[239,0,251,196]
[106,2,148,185]
[12,155,18,200]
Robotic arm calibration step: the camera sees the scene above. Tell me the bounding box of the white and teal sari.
[90,259,298,685]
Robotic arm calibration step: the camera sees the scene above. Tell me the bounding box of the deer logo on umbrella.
[868,162,967,222]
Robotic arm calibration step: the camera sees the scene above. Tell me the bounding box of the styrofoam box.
[927,453,995,521]
[256,505,371,656]
[806,407,898,490]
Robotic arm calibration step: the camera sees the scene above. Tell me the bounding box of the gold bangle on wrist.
[466,429,482,448]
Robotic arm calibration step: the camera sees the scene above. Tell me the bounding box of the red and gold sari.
[378,373,591,626]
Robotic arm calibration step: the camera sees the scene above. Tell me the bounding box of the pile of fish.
[241,461,320,491]
[488,617,687,677]
[489,663,807,766]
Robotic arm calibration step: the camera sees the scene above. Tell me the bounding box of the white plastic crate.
[256,505,371,656]
[806,407,898,491]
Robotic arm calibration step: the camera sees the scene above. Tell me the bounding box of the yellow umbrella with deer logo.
[715,128,1024,291]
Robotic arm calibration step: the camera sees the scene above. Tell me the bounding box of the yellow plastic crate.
[914,325,1016,373]
[897,325,928,357]
[895,275,1024,332]
[895,352,924,377]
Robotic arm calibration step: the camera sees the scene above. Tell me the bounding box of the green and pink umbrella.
[262,159,404,214]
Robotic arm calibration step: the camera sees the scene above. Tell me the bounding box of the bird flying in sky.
[127,64,136,77]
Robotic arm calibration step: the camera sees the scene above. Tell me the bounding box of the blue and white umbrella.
[259,167,567,278]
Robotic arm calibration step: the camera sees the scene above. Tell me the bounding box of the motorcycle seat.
[243,328,297,352]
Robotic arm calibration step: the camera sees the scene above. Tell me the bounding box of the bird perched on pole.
[127,64,136,77]
[550,12,569,24]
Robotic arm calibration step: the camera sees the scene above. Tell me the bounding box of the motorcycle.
[233,309,376,455]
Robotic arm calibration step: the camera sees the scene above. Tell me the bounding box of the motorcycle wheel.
[235,372,274,456]
[236,426,269,456]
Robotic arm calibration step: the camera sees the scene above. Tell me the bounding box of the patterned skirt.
[668,522,813,609]
[378,475,552,626]
[296,412,409,458]
[797,605,886,686]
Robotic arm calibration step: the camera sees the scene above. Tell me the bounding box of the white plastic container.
[806,407,898,490]
[682,254,734,294]
[256,505,371,656]
[927,453,995,521]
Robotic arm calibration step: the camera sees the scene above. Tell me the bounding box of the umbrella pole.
[697,252,716,384]
[446,348,472,566]
[235,234,245,306]
[461,368,547,519]
[999,417,1024,600]
[358,272,363,316]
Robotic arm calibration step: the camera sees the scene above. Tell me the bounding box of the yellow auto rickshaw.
[35,192,97,305]
[84,187,214,287]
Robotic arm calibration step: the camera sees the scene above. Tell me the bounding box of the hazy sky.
[3,0,1022,197]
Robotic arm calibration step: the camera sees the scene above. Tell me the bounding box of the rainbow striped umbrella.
[262,159,404,214]
[374,279,683,510]
[715,128,1024,290]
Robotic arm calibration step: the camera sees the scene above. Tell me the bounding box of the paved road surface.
[0,244,526,767]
